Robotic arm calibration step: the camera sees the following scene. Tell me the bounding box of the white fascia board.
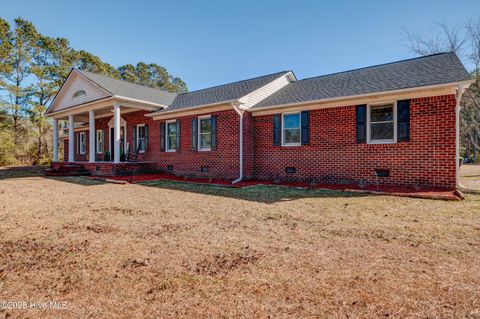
[47,96,166,118]
[237,71,295,109]
[146,100,236,117]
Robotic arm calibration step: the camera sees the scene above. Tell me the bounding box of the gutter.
[231,101,244,184]
[456,83,467,189]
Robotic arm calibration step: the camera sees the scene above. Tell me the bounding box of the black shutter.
[160,122,165,152]
[102,129,105,153]
[397,99,410,142]
[76,133,79,154]
[356,105,367,143]
[132,127,137,152]
[191,118,198,150]
[176,120,181,150]
[301,111,310,145]
[273,114,281,146]
[144,125,149,151]
[211,116,217,150]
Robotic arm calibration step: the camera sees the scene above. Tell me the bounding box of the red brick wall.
[242,112,254,179]
[155,110,241,179]
[252,94,457,189]
[63,110,243,179]
[61,94,457,189]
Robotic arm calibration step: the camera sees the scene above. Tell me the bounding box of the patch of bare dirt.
[122,258,150,268]
[86,224,116,234]
[192,249,262,276]
[0,239,89,274]
[92,206,150,216]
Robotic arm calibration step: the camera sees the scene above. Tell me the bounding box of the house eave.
[146,100,237,119]
[249,80,475,115]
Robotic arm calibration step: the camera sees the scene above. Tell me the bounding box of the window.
[368,103,397,143]
[166,120,177,151]
[73,90,86,98]
[282,112,301,146]
[137,124,146,153]
[79,132,86,154]
[96,130,104,154]
[198,116,212,151]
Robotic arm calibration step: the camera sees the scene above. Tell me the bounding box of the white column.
[68,115,74,162]
[89,110,95,163]
[52,118,59,162]
[113,104,121,163]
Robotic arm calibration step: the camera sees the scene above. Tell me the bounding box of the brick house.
[46,52,473,190]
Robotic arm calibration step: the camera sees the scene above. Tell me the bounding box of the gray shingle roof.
[252,52,471,109]
[77,69,177,106]
[163,71,291,111]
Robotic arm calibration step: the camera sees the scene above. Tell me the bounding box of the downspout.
[232,102,244,184]
[456,84,465,189]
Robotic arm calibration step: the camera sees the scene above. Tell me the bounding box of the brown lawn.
[0,166,479,319]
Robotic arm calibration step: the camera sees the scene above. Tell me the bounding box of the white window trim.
[79,132,86,154]
[367,101,397,144]
[198,115,212,151]
[96,129,103,154]
[136,124,146,153]
[166,120,177,152]
[281,111,301,147]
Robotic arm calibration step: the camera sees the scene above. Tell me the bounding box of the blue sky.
[2,0,479,91]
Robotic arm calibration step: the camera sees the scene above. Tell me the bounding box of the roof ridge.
[297,52,454,83]
[178,70,291,96]
[76,68,177,96]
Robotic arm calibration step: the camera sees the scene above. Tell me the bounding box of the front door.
[110,127,125,161]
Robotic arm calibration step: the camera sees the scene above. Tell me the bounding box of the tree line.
[1,17,480,166]
[0,17,187,165]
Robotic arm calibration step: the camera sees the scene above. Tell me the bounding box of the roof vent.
[73,90,86,98]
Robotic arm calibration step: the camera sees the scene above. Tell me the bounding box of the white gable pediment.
[48,70,112,113]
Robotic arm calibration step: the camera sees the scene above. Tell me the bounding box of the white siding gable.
[239,72,295,109]
[48,71,111,113]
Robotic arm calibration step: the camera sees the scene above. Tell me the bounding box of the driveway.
[460,164,480,191]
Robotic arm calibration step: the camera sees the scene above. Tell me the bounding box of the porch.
[46,68,172,166]
[52,101,156,164]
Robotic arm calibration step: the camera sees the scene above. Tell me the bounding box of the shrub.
[0,129,18,166]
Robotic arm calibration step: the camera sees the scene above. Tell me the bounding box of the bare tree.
[401,22,467,56]
[402,19,480,161]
